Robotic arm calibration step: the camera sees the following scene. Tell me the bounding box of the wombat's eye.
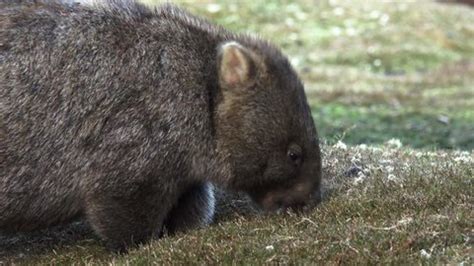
[288,151,299,161]
[287,144,302,165]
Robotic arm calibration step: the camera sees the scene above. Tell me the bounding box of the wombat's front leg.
[164,182,215,235]
[85,191,167,252]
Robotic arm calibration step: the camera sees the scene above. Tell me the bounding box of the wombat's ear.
[218,42,257,89]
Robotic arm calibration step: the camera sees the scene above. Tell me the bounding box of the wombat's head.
[215,40,322,212]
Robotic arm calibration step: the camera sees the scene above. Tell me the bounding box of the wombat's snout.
[253,179,321,212]
[257,188,311,213]
[262,194,308,212]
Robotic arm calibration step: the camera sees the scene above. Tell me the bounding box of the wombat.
[0,0,322,251]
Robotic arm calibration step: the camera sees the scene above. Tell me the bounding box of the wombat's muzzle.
[259,184,322,214]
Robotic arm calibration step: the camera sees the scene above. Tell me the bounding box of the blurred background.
[142,0,474,150]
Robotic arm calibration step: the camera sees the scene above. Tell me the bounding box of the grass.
[1,0,473,264]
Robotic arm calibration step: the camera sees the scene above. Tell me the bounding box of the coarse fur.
[0,0,322,251]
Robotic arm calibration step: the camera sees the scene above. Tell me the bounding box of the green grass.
[1,0,473,264]
[315,103,474,149]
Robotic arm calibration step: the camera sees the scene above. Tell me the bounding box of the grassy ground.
[1,0,473,264]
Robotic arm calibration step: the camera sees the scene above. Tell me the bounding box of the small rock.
[265,245,274,251]
[437,115,450,125]
[420,249,431,259]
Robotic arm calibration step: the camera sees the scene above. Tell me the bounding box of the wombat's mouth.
[259,201,310,215]
[277,202,308,214]
[248,186,322,214]
[250,193,309,213]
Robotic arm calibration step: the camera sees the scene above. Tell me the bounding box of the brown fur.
[0,0,322,251]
